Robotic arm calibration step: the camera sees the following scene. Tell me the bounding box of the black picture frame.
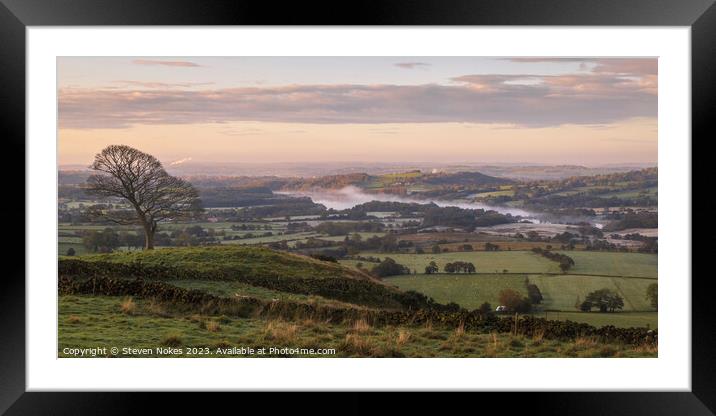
[1,0,710,413]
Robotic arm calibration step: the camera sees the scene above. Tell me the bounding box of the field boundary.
[383,272,657,280]
[59,276,658,346]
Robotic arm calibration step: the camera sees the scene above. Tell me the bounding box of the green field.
[556,251,657,278]
[599,187,658,199]
[59,242,89,256]
[316,233,386,242]
[384,272,657,328]
[347,251,560,274]
[384,273,656,312]
[220,232,322,245]
[532,311,657,329]
[384,274,527,309]
[528,274,655,311]
[472,190,515,198]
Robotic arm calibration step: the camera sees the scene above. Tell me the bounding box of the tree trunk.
[144,226,155,250]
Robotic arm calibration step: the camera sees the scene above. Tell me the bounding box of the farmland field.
[384,273,657,328]
[346,251,560,274]
[527,274,655,311]
[219,232,322,245]
[384,274,528,309]
[317,233,386,242]
[532,311,657,329]
[555,251,657,278]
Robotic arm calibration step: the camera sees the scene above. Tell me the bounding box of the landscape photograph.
[57,56,658,358]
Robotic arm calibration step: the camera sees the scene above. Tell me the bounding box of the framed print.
[2,0,712,413]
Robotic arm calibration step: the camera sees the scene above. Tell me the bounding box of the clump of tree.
[603,210,658,231]
[580,288,624,312]
[498,289,532,313]
[531,247,575,273]
[81,228,120,253]
[484,242,500,251]
[371,257,411,278]
[444,261,476,273]
[646,283,658,309]
[85,145,202,250]
[524,277,543,304]
[424,261,439,274]
[421,206,513,231]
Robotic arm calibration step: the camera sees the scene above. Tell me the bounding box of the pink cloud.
[59,61,657,129]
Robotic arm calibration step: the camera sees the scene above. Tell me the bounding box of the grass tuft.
[263,321,298,343]
[351,318,371,334]
[396,329,412,346]
[119,297,136,315]
[161,333,183,347]
[340,334,375,356]
[205,320,221,333]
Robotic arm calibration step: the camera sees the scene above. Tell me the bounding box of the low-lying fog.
[278,186,605,228]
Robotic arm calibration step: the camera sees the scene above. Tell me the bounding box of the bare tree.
[85,145,201,249]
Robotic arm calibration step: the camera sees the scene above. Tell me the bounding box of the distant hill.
[282,173,373,191]
[278,170,511,192]
[421,171,513,186]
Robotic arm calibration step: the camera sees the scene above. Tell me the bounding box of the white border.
[27,27,690,391]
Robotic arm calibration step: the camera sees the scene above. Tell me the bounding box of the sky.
[58,57,657,167]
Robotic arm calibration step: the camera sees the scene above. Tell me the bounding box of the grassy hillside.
[70,245,375,281]
[59,246,428,310]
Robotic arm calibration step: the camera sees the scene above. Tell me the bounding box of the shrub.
[498,289,532,313]
[477,302,493,316]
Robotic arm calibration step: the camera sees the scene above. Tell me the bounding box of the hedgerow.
[58,276,657,346]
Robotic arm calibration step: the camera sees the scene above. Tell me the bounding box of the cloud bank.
[59,59,656,129]
[394,62,431,69]
[131,59,202,67]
